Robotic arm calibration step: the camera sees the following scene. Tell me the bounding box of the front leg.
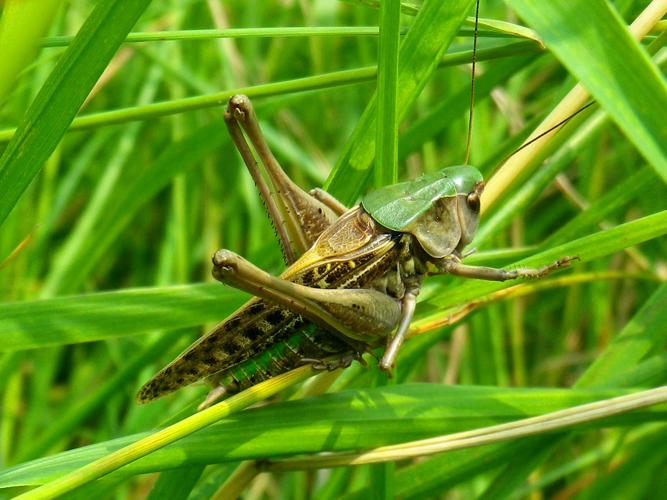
[379,289,418,372]
[438,256,577,281]
[212,250,401,346]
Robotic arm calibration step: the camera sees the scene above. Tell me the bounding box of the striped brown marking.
[296,263,333,287]
[323,261,354,285]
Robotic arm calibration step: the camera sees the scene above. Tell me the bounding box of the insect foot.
[525,255,580,279]
[378,360,395,378]
[302,353,358,372]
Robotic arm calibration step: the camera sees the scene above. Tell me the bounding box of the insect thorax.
[365,233,422,299]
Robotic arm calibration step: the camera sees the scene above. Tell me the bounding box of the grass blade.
[0,0,153,226]
[375,0,401,187]
[0,284,243,351]
[10,366,317,499]
[575,281,667,387]
[507,0,667,181]
[4,385,666,487]
[325,0,477,204]
[0,0,61,106]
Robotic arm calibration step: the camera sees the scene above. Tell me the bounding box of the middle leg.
[437,256,577,281]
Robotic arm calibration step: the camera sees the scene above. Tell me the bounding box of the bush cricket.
[137,95,574,408]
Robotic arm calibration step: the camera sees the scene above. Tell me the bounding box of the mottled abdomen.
[215,321,351,391]
[136,298,305,403]
[137,209,405,403]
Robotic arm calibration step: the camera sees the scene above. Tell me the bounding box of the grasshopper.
[137,95,573,407]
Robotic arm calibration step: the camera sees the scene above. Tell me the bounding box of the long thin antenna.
[464,0,480,166]
[500,101,595,164]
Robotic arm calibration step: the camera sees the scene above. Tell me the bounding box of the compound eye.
[466,192,480,213]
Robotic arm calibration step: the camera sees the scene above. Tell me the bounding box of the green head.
[361,166,484,258]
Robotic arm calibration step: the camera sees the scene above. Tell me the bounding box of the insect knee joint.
[212,249,240,272]
[228,94,251,120]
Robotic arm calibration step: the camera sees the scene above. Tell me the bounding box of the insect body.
[137,95,571,407]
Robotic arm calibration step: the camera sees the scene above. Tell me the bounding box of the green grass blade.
[42,27,386,47]
[0,41,538,144]
[375,0,401,187]
[40,23,538,47]
[325,0,477,204]
[602,353,667,389]
[575,282,667,388]
[371,0,402,492]
[42,121,228,295]
[0,0,61,106]
[3,385,665,488]
[507,0,667,182]
[0,0,153,227]
[0,284,244,351]
[9,366,318,498]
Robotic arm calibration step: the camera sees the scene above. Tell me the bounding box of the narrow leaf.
[0,285,244,351]
[0,0,153,226]
[507,0,667,182]
[375,0,401,186]
[325,0,477,204]
[0,0,61,106]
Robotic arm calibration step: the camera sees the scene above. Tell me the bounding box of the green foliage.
[0,0,666,498]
